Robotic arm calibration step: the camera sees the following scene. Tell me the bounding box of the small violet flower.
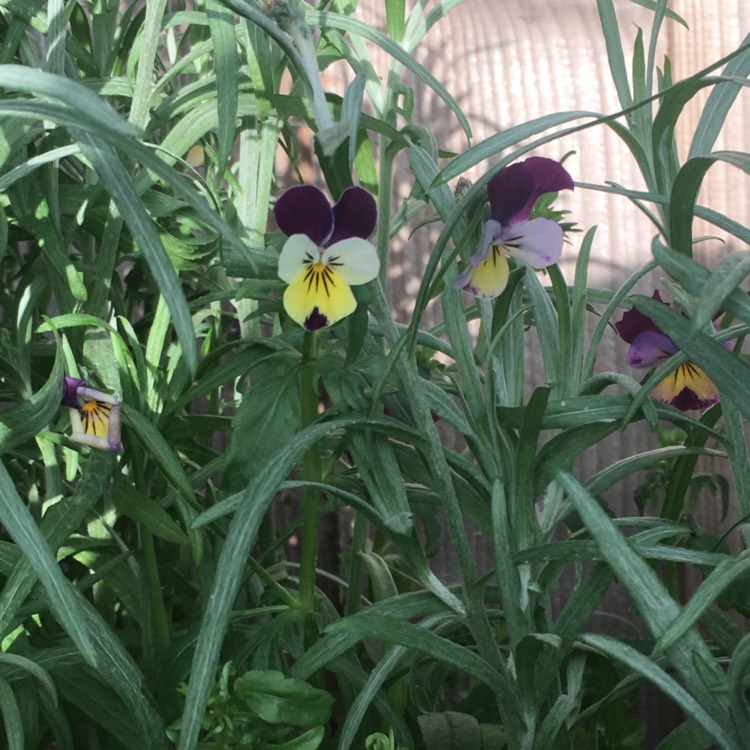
[62,376,123,453]
[456,156,574,299]
[275,185,379,331]
[615,291,720,411]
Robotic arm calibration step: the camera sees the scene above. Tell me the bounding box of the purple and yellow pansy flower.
[62,376,123,453]
[456,156,574,299]
[275,185,379,331]
[615,292,720,411]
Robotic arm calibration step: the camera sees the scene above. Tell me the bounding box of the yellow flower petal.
[462,245,510,299]
[283,263,357,330]
[80,398,112,439]
[652,362,718,403]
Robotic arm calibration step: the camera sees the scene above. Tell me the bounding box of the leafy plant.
[0,0,748,748]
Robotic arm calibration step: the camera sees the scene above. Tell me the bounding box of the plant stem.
[298,330,322,611]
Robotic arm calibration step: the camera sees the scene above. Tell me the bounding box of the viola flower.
[275,185,379,331]
[456,156,574,299]
[615,292,719,411]
[62,376,122,453]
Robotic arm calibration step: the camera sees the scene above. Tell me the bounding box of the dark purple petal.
[670,387,718,412]
[626,330,678,368]
[487,156,574,226]
[62,376,85,407]
[327,187,378,246]
[304,307,329,331]
[274,185,334,246]
[614,291,667,343]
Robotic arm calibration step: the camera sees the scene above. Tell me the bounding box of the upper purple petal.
[274,185,334,246]
[62,376,85,407]
[487,156,574,227]
[614,290,667,344]
[327,187,378,246]
[626,330,678,368]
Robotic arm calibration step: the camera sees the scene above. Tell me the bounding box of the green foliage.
[170,664,333,749]
[0,0,748,748]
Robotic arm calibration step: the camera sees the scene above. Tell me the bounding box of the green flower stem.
[298,329,322,611]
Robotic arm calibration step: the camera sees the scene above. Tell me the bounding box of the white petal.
[501,218,563,268]
[278,234,318,283]
[467,220,503,266]
[322,237,379,285]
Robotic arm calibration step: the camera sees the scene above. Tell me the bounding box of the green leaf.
[204,0,239,168]
[692,250,750,330]
[272,726,325,750]
[348,430,413,536]
[341,73,367,171]
[112,476,189,545]
[359,552,399,602]
[585,446,723,496]
[0,343,63,455]
[556,471,733,734]
[652,239,750,324]
[179,417,398,750]
[417,711,506,750]
[0,451,116,636]
[534,421,620,492]
[0,653,57,707]
[234,670,333,727]
[669,151,750,256]
[655,551,750,652]
[653,721,713,750]
[433,111,596,186]
[121,404,196,503]
[72,130,198,374]
[0,677,23,750]
[514,386,550,547]
[0,461,96,664]
[727,635,750,736]
[491,482,525,649]
[52,667,160,750]
[688,36,750,157]
[581,633,737,749]
[385,0,405,42]
[596,0,633,112]
[325,615,514,704]
[0,65,137,137]
[533,694,577,750]
[306,9,472,142]
[223,353,300,491]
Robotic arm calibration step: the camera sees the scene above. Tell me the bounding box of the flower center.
[79,398,112,437]
[302,251,343,297]
[489,244,505,263]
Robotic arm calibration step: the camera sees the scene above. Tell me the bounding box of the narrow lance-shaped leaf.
[72,130,198,375]
[0,462,97,665]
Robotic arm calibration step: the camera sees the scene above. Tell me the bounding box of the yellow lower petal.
[463,246,509,299]
[79,398,112,439]
[652,362,718,403]
[283,263,357,330]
